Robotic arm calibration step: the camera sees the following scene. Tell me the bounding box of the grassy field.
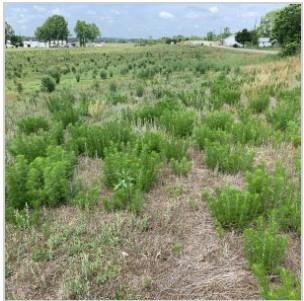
[5,44,301,300]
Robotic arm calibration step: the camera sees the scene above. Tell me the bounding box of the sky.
[5,3,288,39]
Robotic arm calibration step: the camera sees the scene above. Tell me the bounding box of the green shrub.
[135,85,144,97]
[109,82,117,92]
[244,217,287,273]
[210,78,241,108]
[204,187,261,230]
[41,76,56,92]
[160,109,195,137]
[67,121,134,158]
[231,114,270,145]
[75,73,80,82]
[6,156,29,209]
[107,92,127,105]
[103,145,161,193]
[162,137,188,161]
[8,132,54,162]
[245,164,297,217]
[47,67,61,84]
[171,157,192,176]
[266,88,300,131]
[204,142,254,174]
[249,92,270,113]
[253,264,301,300]
[6,146,75,210]
[100,70,107,79]
[17,116,49,135]
[47,92,81,128]
[203,111,234,131]
[194,125,232,150]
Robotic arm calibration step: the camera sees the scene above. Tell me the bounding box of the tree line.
[5,15,101,48]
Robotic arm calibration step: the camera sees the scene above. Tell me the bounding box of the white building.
[6,40,14,48]
[258,37,272,48]
[223,35,243,47]
[23,40,48,48]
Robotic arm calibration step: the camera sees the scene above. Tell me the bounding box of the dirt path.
[212,45,279,55]
[149,150,260,299]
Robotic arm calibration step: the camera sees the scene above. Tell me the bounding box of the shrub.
[245,164,294,214]
[249,92,270,113]
[100,70,107,79]
[204,187,261,230]
[135,85,144,97]
[210,78,241,108]
[75,73,80,82]
[41,76,56,92]
[104,186,143,213]
[162,137,188,161]
[104,145,161,192]
[171,157,192,176]
[17,116,49,135]
[109,82,117,92]
[253,265,301,300]
[266,88,300,131]
[47,92,81,128]
[160,109,195,137]
[107,92,127,105]
[47,67,61,84]
[244,217,287,273]
[194,125,232,150]
[203,111,234,131]
[8,131,56,162]
[231,114,270,145]
[6,146,75,210]
[67,121,134,158]
[6,156,29,209]
[204,142,254,174]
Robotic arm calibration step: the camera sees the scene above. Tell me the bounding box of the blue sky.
[5,3,287,38]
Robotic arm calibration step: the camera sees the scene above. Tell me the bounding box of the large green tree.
[5,22,15,45]
[10,35,24,48]
[235,29,252,46]
[74,20,101,47]
[35,15,69,46]
[272,4,301,54]
[257,9,281,38]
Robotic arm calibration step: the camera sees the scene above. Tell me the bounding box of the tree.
[5,22,15,45]
[272,4,301,54]
[235,29,251,46]
[257,9,280,38]
[74,20,101,47]
[35,15,69,46]
[10,35,24,48]
[222,27,231,39]
[206,31,215,41]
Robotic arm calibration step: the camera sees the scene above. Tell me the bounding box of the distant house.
[185,40,218,47]
[23,40,48,48]
[223,35,243,47]
[6,40,14,48]
[258,37,272,48]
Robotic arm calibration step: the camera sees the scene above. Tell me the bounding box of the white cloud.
[86,10,96,16]
[241,11,258,18]
[209,6,219,13]
[185,11,200,19]
[111,9,121,15]
[159,11,174,19]
[33,5,46,13]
